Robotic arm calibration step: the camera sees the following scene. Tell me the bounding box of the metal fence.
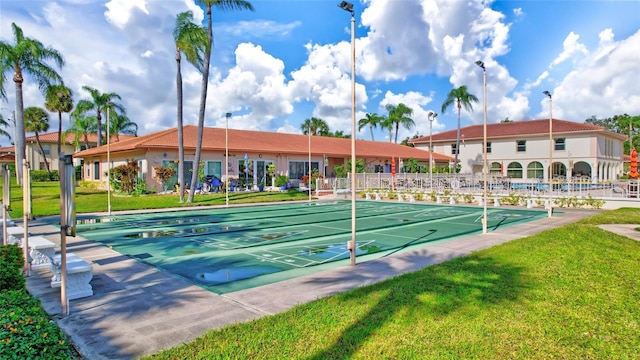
[314,173,639,200]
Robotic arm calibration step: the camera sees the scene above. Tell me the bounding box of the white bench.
[28,236,56,270]
[50,253,94,300]
[6,226,27,246]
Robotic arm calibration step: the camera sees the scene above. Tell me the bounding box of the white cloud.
[541,29,640,120]
[104,0,149,29]
[550,32,589,67]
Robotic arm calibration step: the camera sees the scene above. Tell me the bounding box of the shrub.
[0,290,76,359]
[153,165,177,192]
[77,180,99,189]
[274,174,289,187]
[31,170,59,182]
[0,245,25,291]
[111,160,140,194]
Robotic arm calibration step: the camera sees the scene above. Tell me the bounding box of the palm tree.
[174,11,207,202]
[65,113,97,150]
[301,117,330,136]
[0,113,11,141]
[385,103,415,143]
[73,86,125,147]
[358,113,383,141]
[24,106,51,173]
[108,112,138,141]
[441,85,479,173]
[379,114,393,142]
[189,0,255,203]
[44,84,73,156]
[0,22,64,184]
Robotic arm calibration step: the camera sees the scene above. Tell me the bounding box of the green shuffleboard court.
[70,200,548,294]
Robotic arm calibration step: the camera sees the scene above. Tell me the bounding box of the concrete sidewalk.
[25,207,597,360]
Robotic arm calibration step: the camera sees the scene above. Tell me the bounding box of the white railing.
[313,173,638,200]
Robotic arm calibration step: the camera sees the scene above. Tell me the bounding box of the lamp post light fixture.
[475,60,488,234]
[543,90,553,218]
[225,112,231,207]
[338,0,357,266]
[427,111,437,190]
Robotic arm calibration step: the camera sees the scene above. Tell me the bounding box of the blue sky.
[0,0,638,147]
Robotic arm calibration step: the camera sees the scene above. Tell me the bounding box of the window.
[289,161,319,180]
[516,140,526,152]
[42,144,50,156]
[205,161,222,178]
[506,162,523,178]
[527,161,544,179]
[490,162,502,175]
[451,143,458,155]
[485,142,492,154]
[374,164,384,173]
[555,138,565,151]
[93,161,100,180]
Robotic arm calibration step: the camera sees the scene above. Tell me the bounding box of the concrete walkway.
[24,206,605,360]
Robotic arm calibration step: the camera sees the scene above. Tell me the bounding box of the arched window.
[490,162,502,175]
[507,162,523,178]
[527,161,544,179]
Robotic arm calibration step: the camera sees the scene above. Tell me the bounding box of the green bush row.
[31,170,59,182]
[0,245,76,359]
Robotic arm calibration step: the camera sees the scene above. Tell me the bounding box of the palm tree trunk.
[34,133,50,173]
[188,4,213,203]
[176,51,185,202]
[14,79,25,186]
[57,111,62,156]
[369,124,374,141]
[394,122,399,143]
[96,110,102,147]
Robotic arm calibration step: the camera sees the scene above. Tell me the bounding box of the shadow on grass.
[306,252,525,360]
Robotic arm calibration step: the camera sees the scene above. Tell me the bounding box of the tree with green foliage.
[174,10,207,202]
[441,85,478,174]
[358,112,383,141]
[385,103,414,144]
[44,83,73,156]
[0,22,64,184]
[0,113,11,141]
[585,113,640,154]
[24,106,51,173]
[301,117,330,136]
[65,113,96,150]
[189,0,255,203]
[107,111,137,141]
[73,86,125,147]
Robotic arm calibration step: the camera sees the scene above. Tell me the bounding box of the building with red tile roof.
[25,132,135,173]
[73,125,452,192]
[410,118,626,182]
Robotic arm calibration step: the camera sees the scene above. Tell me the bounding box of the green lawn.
[2,181,309,218]
[143,210,640,359]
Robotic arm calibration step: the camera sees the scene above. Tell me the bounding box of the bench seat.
[50,253,94,300]
[28,236,56,270]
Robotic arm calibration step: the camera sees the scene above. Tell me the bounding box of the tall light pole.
[106,107,112,215]
[338,0,357,266]
[475,60,488,234]
[244,153,249,190]
[543,90,553,218]
[308,123,312,202]
[427,111,437,190]
[225,112,231,207]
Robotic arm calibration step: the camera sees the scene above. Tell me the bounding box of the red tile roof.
[25,132,135,144]
[74,125,452,162]
[410,119,626,143]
